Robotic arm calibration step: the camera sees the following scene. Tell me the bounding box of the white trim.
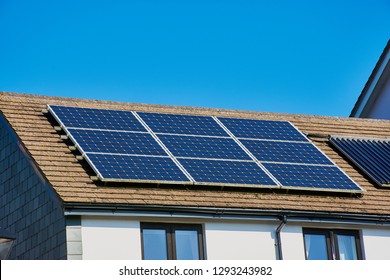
[353,49,390,117]
[63,209,390,227]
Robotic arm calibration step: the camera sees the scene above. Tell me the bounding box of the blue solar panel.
[86,154,191,182]
[48,104,363,192]
[158,134,251,160]
[330,137,390,187]
[262,163,361,191]
[67,129,168,156]
[49,105,146,132]
[137,112,228,136]
[218,117,308,141]
[241,140,333,165]
[178,158,277,186]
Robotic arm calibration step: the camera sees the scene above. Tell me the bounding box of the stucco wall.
[78,216,390,260]
[204,222,278,260]
[362,228,390,260]
[81,217,142,260]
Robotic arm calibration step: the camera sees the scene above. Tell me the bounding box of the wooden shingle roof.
[1,92,390,215]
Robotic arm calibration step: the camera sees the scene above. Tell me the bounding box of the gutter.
[275,215,287,260]
[63,203,390,226]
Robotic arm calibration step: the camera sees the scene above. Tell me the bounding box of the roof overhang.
[63,203,390,226]
[351,40,390,118]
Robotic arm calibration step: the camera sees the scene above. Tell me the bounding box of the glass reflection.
[143,229,167,260]
[175,230,200,260]
[304,234,328,260]
[337,234,358,260]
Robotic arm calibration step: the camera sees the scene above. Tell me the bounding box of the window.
[303,228,363,260]
[141,223,204,260]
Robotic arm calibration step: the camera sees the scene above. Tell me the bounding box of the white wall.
[204,222,277,260]
[367,75,390,119]
[280,225,305,260]
[362,228,390,260]
[81,217,142,260]
[77,215,390,260]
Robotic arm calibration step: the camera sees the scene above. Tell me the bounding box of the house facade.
[351,39,390,119]
[1,92,390,260]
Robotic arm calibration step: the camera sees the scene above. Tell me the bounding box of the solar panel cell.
[218,117,308,141]
[178,158,277,186]
[49,105,146,132]
[138,112,228,136]
[158,134,251,160]
[241,140,333,165]
[87,154,191,182]
[263,163,361,191]
[68,129,167,156]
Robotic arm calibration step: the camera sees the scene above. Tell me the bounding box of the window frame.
[303,228,363,260]
[140,222,205,260]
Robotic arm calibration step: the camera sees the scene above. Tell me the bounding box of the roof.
[350,39,390,118]
[1,91,390,216]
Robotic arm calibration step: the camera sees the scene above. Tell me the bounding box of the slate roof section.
[1,91,390,215]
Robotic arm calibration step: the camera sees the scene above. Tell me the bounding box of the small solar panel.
[158,134,251,160]
[138,112,228,136]
[178,158,278,186]
[49,105,146,132]
[240,140,333,165]
[262,163,362,192]
[86,154,191,183]
[218,117,308,141]
[67,129,168,156]
[330,136,390,187]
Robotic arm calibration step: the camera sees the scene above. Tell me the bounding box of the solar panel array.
[48,105,363,193]
[330,136,390,188]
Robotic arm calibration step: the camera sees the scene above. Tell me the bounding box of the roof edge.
[2,90,379,123]
[350,39,390,117]
[63,203,390,225]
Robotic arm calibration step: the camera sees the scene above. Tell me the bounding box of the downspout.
[275,215,287,260]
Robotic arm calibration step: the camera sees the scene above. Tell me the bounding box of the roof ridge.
[1,91,390,123]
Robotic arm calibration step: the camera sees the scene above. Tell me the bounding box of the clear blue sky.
[1,0,389,116]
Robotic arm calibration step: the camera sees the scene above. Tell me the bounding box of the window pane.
[304,234,329,260]
[337,234,358,260]
[143,229,168,260]
[175,230,200,260]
